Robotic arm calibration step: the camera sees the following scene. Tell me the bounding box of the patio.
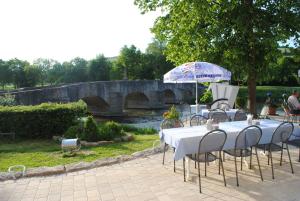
[1,147,300,201]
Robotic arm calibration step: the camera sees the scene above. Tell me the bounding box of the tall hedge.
[0,100,87,139]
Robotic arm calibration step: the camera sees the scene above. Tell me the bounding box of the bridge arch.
[163,89,177,104]
[124,92,150,109]
[81,96,110,115]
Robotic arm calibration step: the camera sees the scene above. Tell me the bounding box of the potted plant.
[163,105,180,120]
[265,92,278,115]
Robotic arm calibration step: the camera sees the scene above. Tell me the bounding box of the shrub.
[0,100,87,139]
[99,121,125,140]
[82,116,100,142]
[64,125,83,139]
[0,94,16,106]
[200,90,213,104]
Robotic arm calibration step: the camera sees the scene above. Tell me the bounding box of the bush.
[0,100,87,139]
[0,94,16,106]
[64,125,82,139]
[99,121,125,140]
[200,90,213,104]
[82,116,100,142]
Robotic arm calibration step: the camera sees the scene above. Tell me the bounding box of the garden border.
[0,145,164,181]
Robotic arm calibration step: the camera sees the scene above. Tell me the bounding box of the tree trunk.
[248,69,257,115]
[245,0,256,116]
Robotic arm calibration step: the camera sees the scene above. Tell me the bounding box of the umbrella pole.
[196,81,198,113]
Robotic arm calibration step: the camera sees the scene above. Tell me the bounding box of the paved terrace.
[1,148,300,201]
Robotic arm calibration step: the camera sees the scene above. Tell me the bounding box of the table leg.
[186,157,191,180]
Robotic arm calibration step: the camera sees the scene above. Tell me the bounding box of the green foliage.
[99,121,125,140]
[64,120,130,141]
[200,90,212,104]
[120,124,157,135]
[0,94,16,106]
[64,125,82,139]
[134,0,300,114]
[163,105,180,120]
[235,96,247,109]
[24,65,42,87]
[87,54,110,81]
[83,116,100,142]
[0,59,12,89]
[0,100,87,139]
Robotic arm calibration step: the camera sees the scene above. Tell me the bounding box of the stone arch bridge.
[2,80,199,116]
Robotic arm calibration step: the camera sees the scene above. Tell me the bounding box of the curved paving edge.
[0,145,164,182]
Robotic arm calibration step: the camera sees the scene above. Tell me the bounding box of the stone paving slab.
[1,146,300,201]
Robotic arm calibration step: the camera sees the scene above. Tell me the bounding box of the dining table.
[200,109,239,120]
[159,119,300,177]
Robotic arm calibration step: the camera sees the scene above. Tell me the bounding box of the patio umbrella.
[163,62,231,113]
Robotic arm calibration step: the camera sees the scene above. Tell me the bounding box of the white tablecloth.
[200,109,238,120]
[159,119,300,161]
[190,104,207,114]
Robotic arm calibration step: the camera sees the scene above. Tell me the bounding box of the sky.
[0,0,159,62]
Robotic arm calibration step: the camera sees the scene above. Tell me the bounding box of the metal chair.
[256,122,294,179]
[184,129,227,193]
[209,110,229,124]
[207,98,229,109]
[224,125,263,186]
[233,110,247,121]
[287,136,300,162]
[217,102,231,110]
[161,119,184,173]
[190,114,208,126]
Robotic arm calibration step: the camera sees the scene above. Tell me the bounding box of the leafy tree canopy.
[134,0,300,114]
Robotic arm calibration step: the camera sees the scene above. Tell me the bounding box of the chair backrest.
[208,98,229,109]
[235,125,262,149]
[234,110,247,121]
[217,102,231,110]
[198,129,227,153]
[208,109,225,118]
[190,114,208,126]
[271,122,294,143]
[160,118,184,130]
[209,111,229,124]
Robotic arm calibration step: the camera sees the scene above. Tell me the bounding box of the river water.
[95,104,284,131]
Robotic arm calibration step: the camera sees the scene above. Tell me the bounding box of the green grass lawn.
[0,134,158,171]
[239,86,300,101]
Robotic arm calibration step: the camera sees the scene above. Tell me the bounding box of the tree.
[7,58,29,88]
[87,55,111,81]
[145,39,175,79]
[63,57,88,83]
[47,62,64,85]
[33,58,57,86]
[135,0,300,114]
[24,65,42,87]
[0,60,12,90]
[115,45,143,80]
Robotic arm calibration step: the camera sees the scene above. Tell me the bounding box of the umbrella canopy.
[163,62,231,113]
[164,62,231,83]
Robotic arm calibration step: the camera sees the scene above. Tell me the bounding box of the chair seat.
[186,153,217,162]
[288,139,300,147]
[256,143,283,152]
[224,148,252,157]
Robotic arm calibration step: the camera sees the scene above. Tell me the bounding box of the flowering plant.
[163,105,180,120]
